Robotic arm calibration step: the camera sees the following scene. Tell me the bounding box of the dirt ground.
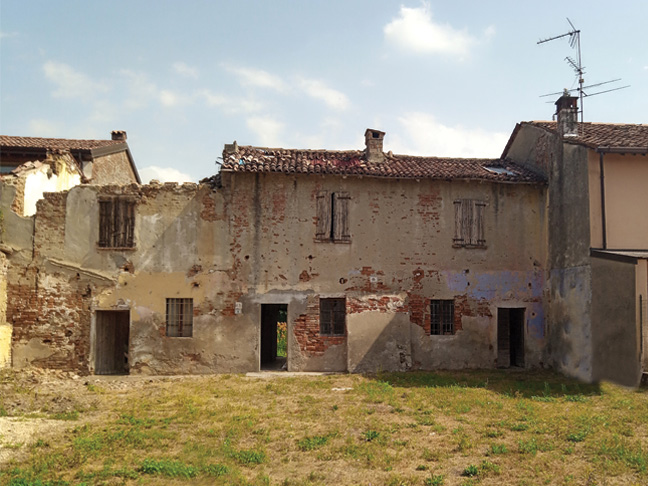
[0,368,192,467]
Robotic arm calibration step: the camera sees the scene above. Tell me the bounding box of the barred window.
[453,199,486,248]
[431,300,455,335]
[320,298,346,336]
[166,298,193,337]
[99,197,135,249]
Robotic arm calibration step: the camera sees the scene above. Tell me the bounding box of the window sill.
[314,239,352,244]
[97,246,137,251]
[452,244,487,249]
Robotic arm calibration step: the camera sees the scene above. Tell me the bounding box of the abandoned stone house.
[0,96,646,385]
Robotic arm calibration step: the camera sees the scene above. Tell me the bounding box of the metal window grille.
[431,300,455,335]
[166,298,193,337]
[98,198,135,248]
[320,298,346,335]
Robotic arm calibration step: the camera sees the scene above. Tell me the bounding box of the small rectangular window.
[166,298,193,337]
[320,298,346,336]
[431,300,454,335]
[453,199,485,248]
[98,197,136,249]
[316,192,350,242]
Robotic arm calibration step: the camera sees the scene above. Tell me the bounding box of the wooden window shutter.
[99,200,112,247]
[468,199,479,246]
[123,201,135,248]
[453,200,464,245]
[316,191,331,240]
[475,201,486,246]
[333,192,350,241]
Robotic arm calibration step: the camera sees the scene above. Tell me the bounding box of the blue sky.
[2,1,646,182]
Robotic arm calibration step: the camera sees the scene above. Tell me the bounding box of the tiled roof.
[527,121,648,149]
[221,146,545,183]
[0,135,124,152]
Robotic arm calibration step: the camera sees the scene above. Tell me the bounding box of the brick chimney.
[111,130,127,141]
[364,128,385,163]
[555,91,578,137]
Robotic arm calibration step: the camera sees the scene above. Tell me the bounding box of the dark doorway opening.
[497,308,525,368]
[94,310,130,375]
[261,304,288,370]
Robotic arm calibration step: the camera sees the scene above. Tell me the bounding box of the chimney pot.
[364,128,385,163]
[111,130,127,141]
[555,92,578,137]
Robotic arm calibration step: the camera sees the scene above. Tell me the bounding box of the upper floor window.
[453,199,486,248]
[316,191,350,243]
[98,197,135,249]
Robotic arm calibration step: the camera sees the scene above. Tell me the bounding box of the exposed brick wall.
[33,192,67,258]
[294,295,346,356]
[8,265,92,372]
[8,178,26,216]
[91,152,137,185]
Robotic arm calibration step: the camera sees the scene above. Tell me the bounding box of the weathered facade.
[2,107,646,385]
[2,129,548,375]
[503,95,648,386]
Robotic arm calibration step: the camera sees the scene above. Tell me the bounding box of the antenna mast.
[538,18,584,123]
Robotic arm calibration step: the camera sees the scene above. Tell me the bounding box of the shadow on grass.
[366,369,603,398]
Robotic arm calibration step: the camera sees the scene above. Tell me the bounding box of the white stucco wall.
[22,165,81,216]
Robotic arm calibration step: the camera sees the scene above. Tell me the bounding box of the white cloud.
[159,89,186,107]
[484,25,496,39]
[223,64,287,92]
[43,61,109,99]
[384,3,475,56]
[198,90,265,114]
[298,78,349,110]
[139,166,194,183]
[246,116,284,147]
[28,119,62,136]
[173,62,198,78]
[1,31,17,39]
[392,112,508,158]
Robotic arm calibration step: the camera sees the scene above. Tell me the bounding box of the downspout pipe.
[599,151,607,250]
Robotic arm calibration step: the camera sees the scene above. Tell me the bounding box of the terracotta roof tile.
[0,135,123,152]
[221,146,545,183]
[527,121,648,149]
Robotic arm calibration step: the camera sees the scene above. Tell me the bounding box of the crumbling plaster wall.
[25,181,255,374]
[0,251,10,367]
[222,171,547,373]
[506,126,596,382]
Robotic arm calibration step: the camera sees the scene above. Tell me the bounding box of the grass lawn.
[0,369,647,485]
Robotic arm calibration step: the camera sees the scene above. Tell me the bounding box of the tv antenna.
[537,18,629,123]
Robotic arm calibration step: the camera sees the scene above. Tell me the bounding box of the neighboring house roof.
[221,145,546,183]
[520,121,648,151]
[0,135,124,151]
[0,133,141,183]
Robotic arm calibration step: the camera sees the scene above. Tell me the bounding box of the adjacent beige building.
[503,95,648,386]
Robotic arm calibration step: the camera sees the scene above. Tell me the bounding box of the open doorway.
[497,308,525,368]
[94,310,130,375]
[260,304,288,370]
